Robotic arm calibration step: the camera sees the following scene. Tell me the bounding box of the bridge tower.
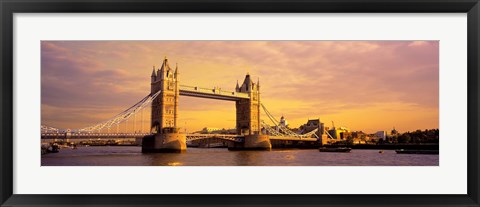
[142,57,186,153]
[234,73,271,150]
[150,57,179,133]
[236,73,261,135]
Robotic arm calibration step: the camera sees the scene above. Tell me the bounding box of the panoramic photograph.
[40,41,439,166]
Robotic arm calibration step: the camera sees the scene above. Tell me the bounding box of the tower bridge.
[41,57,323,152]
[41,133,318,142]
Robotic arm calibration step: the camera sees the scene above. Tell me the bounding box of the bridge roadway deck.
[269,136,318,142]
[41,133,150,139]
[41,133,318,142]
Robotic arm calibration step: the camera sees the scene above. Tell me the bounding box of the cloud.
[408,41,430,47]
[41,41,439,133]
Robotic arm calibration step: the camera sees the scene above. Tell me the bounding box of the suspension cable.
[77,90,161,132]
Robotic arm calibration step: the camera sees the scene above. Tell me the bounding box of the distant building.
[386,127,399,142]
[391,127,398,136]
[301,119,320,133]
[375,131,387,141]
[350,131,368,144]
[279,116,288,127]
[328,126,350,140]
[201,127,221,134]
[211,128,237,134]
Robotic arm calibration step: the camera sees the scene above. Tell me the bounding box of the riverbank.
[348,144,439,150]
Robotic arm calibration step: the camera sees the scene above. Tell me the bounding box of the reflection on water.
[41,146,439,166]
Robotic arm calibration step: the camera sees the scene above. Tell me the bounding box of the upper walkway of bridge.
[179,85,249,101]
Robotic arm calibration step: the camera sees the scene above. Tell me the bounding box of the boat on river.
[47,144,60,153]
[319,147,351,153]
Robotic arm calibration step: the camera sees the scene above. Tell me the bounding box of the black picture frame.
[1,0,479,206]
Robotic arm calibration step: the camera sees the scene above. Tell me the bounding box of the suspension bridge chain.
[260,104,319,138]
[261,104,298,136]
[261,120,319,139]
[76,90,162,133]
[260,120,285,136]
[41,125,60,133]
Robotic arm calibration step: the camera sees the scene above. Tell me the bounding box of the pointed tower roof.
[236,80,240,89]
[241,73,252,92]
[151,65,156,77]
[160,56,171,72]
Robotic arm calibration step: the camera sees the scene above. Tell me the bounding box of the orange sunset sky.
[41,41,439,133]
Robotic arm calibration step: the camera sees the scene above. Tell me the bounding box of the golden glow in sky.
[41,41,439,133]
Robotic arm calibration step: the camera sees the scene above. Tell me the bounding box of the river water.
[41,146,439,166]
